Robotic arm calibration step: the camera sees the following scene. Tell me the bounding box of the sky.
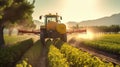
[29,0,120,23]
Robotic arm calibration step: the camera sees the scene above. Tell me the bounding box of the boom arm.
[18,29,86,34]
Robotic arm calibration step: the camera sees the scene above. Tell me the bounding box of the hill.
[78,13,120,26]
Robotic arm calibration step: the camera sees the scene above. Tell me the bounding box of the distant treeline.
[86,25,120,33]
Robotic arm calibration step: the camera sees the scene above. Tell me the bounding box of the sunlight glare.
[78,31,94,40]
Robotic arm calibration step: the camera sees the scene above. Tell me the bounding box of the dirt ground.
[36,47,48,67]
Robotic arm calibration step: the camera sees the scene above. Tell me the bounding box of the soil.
[36,47,48,67]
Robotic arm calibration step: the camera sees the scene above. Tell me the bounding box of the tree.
[17,19,36,35]
[17,19,36,30]
[0,0,35,47]
[110,25,120,33]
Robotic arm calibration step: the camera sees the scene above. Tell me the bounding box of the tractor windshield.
[46,16,57,23]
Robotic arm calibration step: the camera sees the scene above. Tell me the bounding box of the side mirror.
[39,16,42,19]
[60,16,62,20]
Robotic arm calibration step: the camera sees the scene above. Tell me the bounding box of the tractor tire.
[61,34,67,42]
[40,31,45,46]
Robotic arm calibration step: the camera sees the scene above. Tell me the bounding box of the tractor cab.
[40,13,62,25]
[45,15,58,23]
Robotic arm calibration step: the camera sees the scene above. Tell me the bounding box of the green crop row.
[83,41,120,54]
[97,34,120,44]
[80,34,120,54]
[0,38,33,67]
[48,45,69,67]
[60,43,116,67]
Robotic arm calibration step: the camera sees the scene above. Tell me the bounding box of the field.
[4,35,31,46]
[77,34,120,55]
[1,34,120,67]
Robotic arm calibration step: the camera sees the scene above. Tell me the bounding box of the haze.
[29,0,120,23]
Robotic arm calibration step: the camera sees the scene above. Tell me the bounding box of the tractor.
[39,13,67,45]
[18,13,86,45]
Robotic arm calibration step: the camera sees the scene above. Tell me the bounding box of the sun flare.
[78,31,94,40]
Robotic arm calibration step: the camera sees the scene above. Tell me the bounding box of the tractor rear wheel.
[61,34,67,42]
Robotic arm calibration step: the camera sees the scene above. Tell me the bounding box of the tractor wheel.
[40,31,45,46]
[61,34,67,42]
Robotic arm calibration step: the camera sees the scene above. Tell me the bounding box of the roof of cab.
[45,13,59,17]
